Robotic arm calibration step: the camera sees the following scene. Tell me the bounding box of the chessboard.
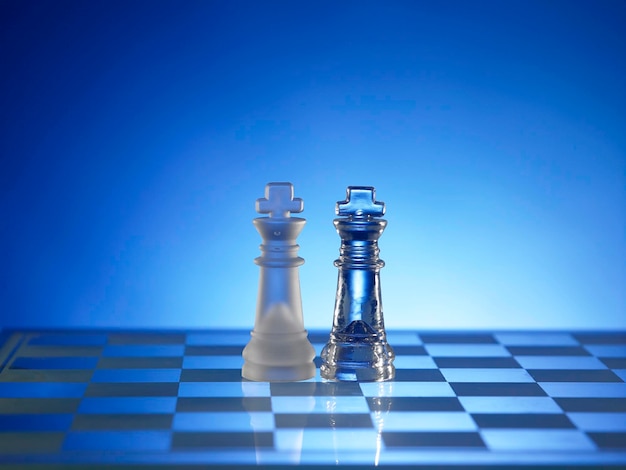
[1,329,625,469]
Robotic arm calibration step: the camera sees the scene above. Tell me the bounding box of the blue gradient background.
[1,0,624,330]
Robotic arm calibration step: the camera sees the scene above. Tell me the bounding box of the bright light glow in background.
[1,0,624,330]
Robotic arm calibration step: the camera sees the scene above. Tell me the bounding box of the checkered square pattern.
[0,329,625,467]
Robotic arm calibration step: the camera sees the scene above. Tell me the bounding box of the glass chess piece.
[321,186,395,381]
[241,182,316,382]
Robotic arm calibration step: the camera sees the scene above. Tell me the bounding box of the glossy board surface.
[0,329,625,468]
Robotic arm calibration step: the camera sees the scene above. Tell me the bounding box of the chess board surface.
[0,329,625,469]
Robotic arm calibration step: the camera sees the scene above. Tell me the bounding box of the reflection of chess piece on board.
[321,186,395,381]
[324,381,393,464]
[241,381,275,464]
[242,182,316,382]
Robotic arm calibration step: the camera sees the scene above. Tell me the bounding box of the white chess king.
[241,182,316,381]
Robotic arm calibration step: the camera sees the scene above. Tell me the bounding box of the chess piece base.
[242,330,316,382]
[320,328,395,382]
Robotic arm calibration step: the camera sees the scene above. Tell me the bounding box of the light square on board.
[494,333,578,346]
[78,397,177,414]
[425,344,510,357]
[360,382,455,398]
[441,368,534,383]
[385,331,422,345]
[271,395,370,414]
[173,411,274,432]
[381,411,477,432]
[387,345,427,355]
[480,429,595,451]
[567,412,626,432]
[183,355,243,369]
[459,396,562,414]
[180,369,243,382]
[270,382,362,397]
[585,345,626,358]
[515,356,607,370]
[63,430,171,451]
[178,381,270,398]
[186,332,252,346]
[393,355,437,369]
[274,429,380,452]
[539,383,626,398]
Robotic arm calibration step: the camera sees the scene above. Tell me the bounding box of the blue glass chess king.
[321,186,395,381]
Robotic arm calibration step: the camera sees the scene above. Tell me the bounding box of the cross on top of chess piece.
[336,186,385,219]
[256,182,303,218]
